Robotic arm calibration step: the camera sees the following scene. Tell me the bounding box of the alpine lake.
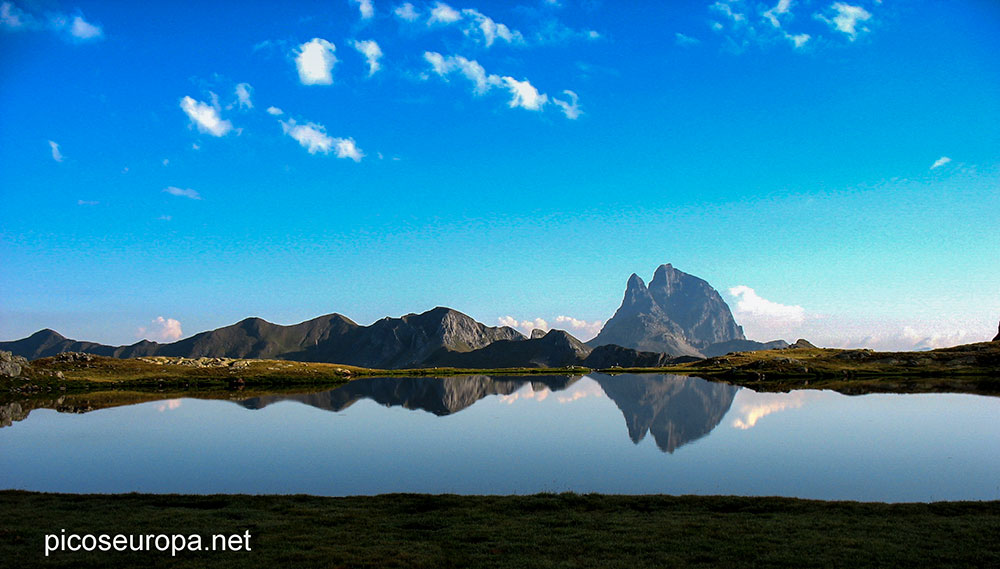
[1,373,998,502]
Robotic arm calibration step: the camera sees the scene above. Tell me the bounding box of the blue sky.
[1,0,998,350]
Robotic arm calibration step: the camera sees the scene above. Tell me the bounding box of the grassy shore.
[2,491,997,568]
[4,342,999,398]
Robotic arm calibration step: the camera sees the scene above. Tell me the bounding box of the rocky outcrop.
[788,339,818,349]
[701,339,789,358]
[993,321,999,342]
[588,264,746,357]
[0,350,29,378]
[582,345,696,368]
[424,329,591,369]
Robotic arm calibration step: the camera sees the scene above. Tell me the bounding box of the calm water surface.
[1,374,997,502]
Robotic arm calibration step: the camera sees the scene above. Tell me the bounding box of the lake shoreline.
[4,344,998,397]
[3,490,998,568]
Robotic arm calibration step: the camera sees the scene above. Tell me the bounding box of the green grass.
[2,492,997,568]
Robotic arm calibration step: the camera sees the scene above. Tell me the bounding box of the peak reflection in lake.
[3,374,998,500]
[233,373,736,453]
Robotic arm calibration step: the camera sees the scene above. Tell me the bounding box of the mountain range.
[1,264,787,367]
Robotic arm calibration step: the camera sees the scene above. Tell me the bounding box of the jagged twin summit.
[1,264,787,368]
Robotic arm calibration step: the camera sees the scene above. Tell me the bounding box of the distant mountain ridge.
[1,308,523,369]
[1,263,794,367]
[3,306,696,369]
[589,264,788,357]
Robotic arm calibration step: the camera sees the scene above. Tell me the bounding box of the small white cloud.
[675,32,700,46]
[163,186,202,200]
[821,2,871,39]
[280,118,364,161]
[162,158,169,166]
[1,1,29,30]
[497,316,549,337]
[428,1,461,25]
[295,38,337,85]
[786,32,810,48]
[266,106,284,116]
[235,82,253,109]
[350,0,375,20]
[552,90,580,119]
[394,2,419,21]
[138,316,183,342]
[729,285,806,324]
[351,39,383,76]
[460,8,523,47]
[424,51,500,95]
[554,315,603,340]
[157,214,172,221]
[77,199,98,206]
[763,0,793,28]
[502,76,547,110]
[335,137,364,162]
[48,140,63,162]
[179,95,233,137]
[930,156,951,170]
[68,14,102,40]
[711,1,745,22]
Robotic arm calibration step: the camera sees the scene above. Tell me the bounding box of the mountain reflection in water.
[235,374,737,453]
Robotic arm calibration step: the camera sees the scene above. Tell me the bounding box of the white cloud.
[164,186,202,200]
[138,316,183,342]
[235,83,253,109]
[157,214,171,221]
[77,200,98,206]
[280,118,364,161]
[786,32,809,48]
[179,95,233,137]
[295,38,337,85]
[502,76,547,110]
[48,140,63,162]
[162,158,169,166]
[497,316,548,336]
[729,285,806,328]
[675,33,700,46]
[351,39,383,76]
[68,14,102,40]
[554,315,603,341]
[1,1,28,30]
[930,156,951,170]
[822,2,871,39]
[763,0,793,28]
[460,8,522,47]
[428,2,461,25]
[424,51,500,94]
[266,106,284,116]
[499,315,602,341]
[711,1,745,22]
[552,90,580,119]
[424,52,575,117]
[350,0,375,20]
[334,137,364,161]
[394,2,419,21]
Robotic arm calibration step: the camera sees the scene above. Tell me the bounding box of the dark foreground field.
[2,492,998,568]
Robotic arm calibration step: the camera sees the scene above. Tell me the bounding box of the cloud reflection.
[730,391,810,430]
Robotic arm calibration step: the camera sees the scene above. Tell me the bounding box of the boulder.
[0,350,28,378]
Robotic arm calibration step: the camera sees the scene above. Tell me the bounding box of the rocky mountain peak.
[589,264,746,357]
